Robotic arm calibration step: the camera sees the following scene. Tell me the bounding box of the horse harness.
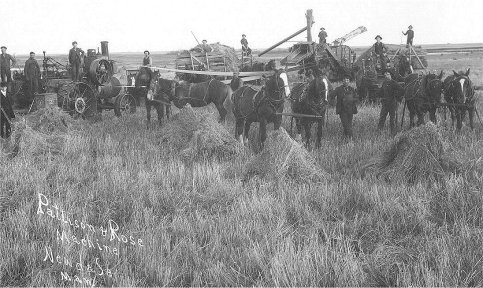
[175,79,214,106]
[446,75,475,107]
[405,75,441,105]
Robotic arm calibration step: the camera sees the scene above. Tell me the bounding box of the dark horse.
[232,70,286,148]
[290,73,332,148]
[170,79,230,122]
[443,68,476,131]
[403,71,444,127]
[135,67,171,127]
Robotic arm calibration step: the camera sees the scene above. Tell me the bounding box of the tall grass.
[1,58,483,286]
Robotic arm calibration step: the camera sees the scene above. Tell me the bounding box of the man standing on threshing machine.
[377,70,405,135]
[24,52,40,101]
[373,35,387,70]
[143,50,153,67]
[318,28,328,44]
[402,25,414,48]
[241,34,252,56]
[334,74,358,139]
[0,46,16,86]
[0,82,15,139]
[200,40,213,53]
[69,41,85,82]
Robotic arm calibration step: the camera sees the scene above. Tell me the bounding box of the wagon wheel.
[114,93,136,117]
[57,82,98,118]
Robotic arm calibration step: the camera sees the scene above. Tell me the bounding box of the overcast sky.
[1,0,482,54]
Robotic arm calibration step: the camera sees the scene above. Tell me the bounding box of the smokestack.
[101,41,109,59]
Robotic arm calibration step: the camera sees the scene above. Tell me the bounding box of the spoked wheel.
[58,82,98,118]
[114,93,136,117]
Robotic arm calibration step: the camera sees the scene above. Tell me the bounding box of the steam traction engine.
[55,41,136,118]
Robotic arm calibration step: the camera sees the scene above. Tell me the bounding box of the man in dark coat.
[0,46,16,85]
[335,74,358,138]
[24,52,40,101]
[240,34,251,56]
[402,25,414,48]
[0,82,14,139]
[373,35,387,70]
[318,28,328,44]
[230,71,244,91]
[69,41,85,81]
[377,71,405,135]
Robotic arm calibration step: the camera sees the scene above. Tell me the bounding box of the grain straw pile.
[364,123,461,184]
[159,105,242,161]
[243,128,327,182]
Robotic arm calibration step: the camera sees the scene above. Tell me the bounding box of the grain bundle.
[363,123,461,184]
[243,128,327,182]
[159,105,243,161]
[6,106,76,157]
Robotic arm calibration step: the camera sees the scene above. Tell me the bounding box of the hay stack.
[7,106,75,157]
[243,128,327,182]
[178,42,240,71]
[159,105,242,160]
[364,123,460,184]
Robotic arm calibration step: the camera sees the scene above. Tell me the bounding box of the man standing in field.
[69,41,84,81]
[373,35,387,70]
[318,28,328,44]
[0,82,14,139]
[143,50,153,67]
[24,52,41,101]
[377,71,405,135]
[0,46,16,85]
[335,74,358,139]
[402,25,414,48]
[241,34,252,56]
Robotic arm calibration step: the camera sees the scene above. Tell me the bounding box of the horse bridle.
[448,75,474,103]
[262,74,285,109]
[149,77,176,100]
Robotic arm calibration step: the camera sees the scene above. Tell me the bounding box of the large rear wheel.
[58,82,98,118]
[114,93,136,117]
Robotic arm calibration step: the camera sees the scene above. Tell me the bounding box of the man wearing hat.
[373,35,387,70]
[68,41,85,81]
[0,46,16,85]
[143,50,152,67]
[0,82,14,139]
[318,28,328,44]
[24,52,41,104]
[240,34,252,56]
[230,71,244,92]
[200,40,213,53]
[334,74,358,139]
[377,70,405,135]
[402,25,414,48]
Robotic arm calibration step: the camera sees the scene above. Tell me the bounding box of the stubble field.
[0,50,482,287]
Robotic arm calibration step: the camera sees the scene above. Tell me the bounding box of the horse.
[232,70,286,148]
[134,67,171,128]
[443,68,476,131]
[170,79,230,123]
[403,71,444,127]
[290,73,332,148]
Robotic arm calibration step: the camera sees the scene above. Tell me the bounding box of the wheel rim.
[69,82,96,116]
[74,97,86,114]
[120,94,134,114]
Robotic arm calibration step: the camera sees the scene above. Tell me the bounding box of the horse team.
[133,64,477,150]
